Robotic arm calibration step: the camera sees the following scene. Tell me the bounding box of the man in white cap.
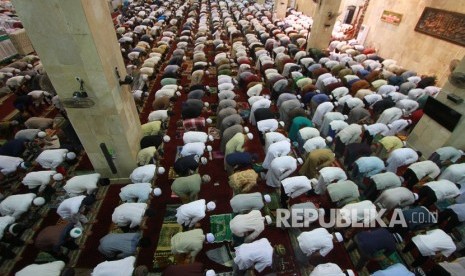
[403,160,441,188]
[302,136,331,154]
[262,139,291,169]
[314,167,347,195]
[439,163,465,190]
[0,193,43,219]
[312,101,336,127]
[35,149,76,169]
[376,107,404,125]
[14,129,46,141]
[171,174,211,203]
[429,146,464,167]
[386,148,420,173]
[365,172,403,201]
[297,228,343,258]
[266,156,300,188]
[230,210,272,245]
[111,202,155,231]
[230,193,272,214]
[310,263,355,276]
[233,238,274,273]
[383,119,412,136]
[402,229,456,267]
[374,187,418,210]
[63,173,106,197]
[339,200,378,226]
[57,194,96,227]
[182,131,214,144]
[0,155,28,178]
[280,176,313,207]
[176,199,216,229]
[180,142,206,157]
[22,170,62,193]
[119,183,161,203]
[130,164,165,183]
[171,229,215,262]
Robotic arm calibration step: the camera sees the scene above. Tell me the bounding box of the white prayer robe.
[264,132,288,151]
[262,140,291,169]
[265,156,297,188]
[386,148,418,173]
[229,210,265,242]
[92,256,136,276]
[176,199,207,227]
[315,167,347,195]
[0,193,36,219]
[111,203,147,228]
[180,142,205,157]
[22,170,55,191]
[119,183,152,203]
[312,102,335,127]
[35,149,69,169]
[63,173,101,197]
[234,238,273,272]
[183,131,209,144]
[16,261,65,276]
[297,228,334,257]
[282,176,312,198]
[130,164,156,183]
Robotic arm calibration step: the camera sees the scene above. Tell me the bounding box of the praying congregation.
[1,0,465,275]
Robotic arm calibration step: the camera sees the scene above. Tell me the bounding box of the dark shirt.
[140,135,163,149]
[163,262,204,276]
[35,223,74,253]
[254,108,275,123]
[356,228,396,256]
[0,138,27,157]
[402,206,436,230]
[311,94,330,105]
[226,152,253,167]
[372,99,395,116]
[174,154,199,176]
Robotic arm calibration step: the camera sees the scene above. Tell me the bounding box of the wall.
[361,0,465,86]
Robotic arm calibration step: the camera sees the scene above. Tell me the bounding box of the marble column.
[306,0,342,51]
[408,57,465,157]
[12,0,142,178]
[275,0,289,19]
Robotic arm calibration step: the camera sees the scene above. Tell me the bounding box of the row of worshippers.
[196,1,462,274]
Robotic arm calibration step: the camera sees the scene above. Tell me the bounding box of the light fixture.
[115,67,133,85]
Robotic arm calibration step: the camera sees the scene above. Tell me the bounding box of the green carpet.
[153,204,181,270]
[210,214,233,242]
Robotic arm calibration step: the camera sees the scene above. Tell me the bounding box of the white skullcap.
[279,121,285,127]
[202,174,211,183]
[33,197,45,206]
[264,95,270,100]
[297,95,302,99]
[206,145,213,152]
[25,75,31,80]
[459,150,464,155]
[6,72,13,77]
[53,173,63,181]
[265,215,272,224]
[201,157,208,165]
[66,152,77,160]
[144,92,149,97]
[206,118,213,124]
[206,270,216,276]
[20,162,28,169]
[310,178,318,185]
[326,136,333,143]
[206,233,215,243]
[246,133,254,140]
[27,64,33,69]
[37,131,47,138]
[10,120,19,126]
[399,176,405,182]
[163,135,171,143]
[334,232,344,242]
[329,95,334,100]
[297,158,303,165]
[204,102,210,107]
[183,56,186,61]
[142,74,148,81]
[363,124,368,129]
[346,269,355,276]
[244,126,249,133]
[208,135,214,142]
[206,85,210,90]
[206,201,216,211]
[413,193,419,201]
[407,120,412,124]
[157,167,165,174]
[153,188,162,196]
[343,115,348,120]
[69,227,83,238]
[333,102,339,107]
[263,194,272,203]
[402,141,407,147]
[121,48,126,53]
[176,91,181,97]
